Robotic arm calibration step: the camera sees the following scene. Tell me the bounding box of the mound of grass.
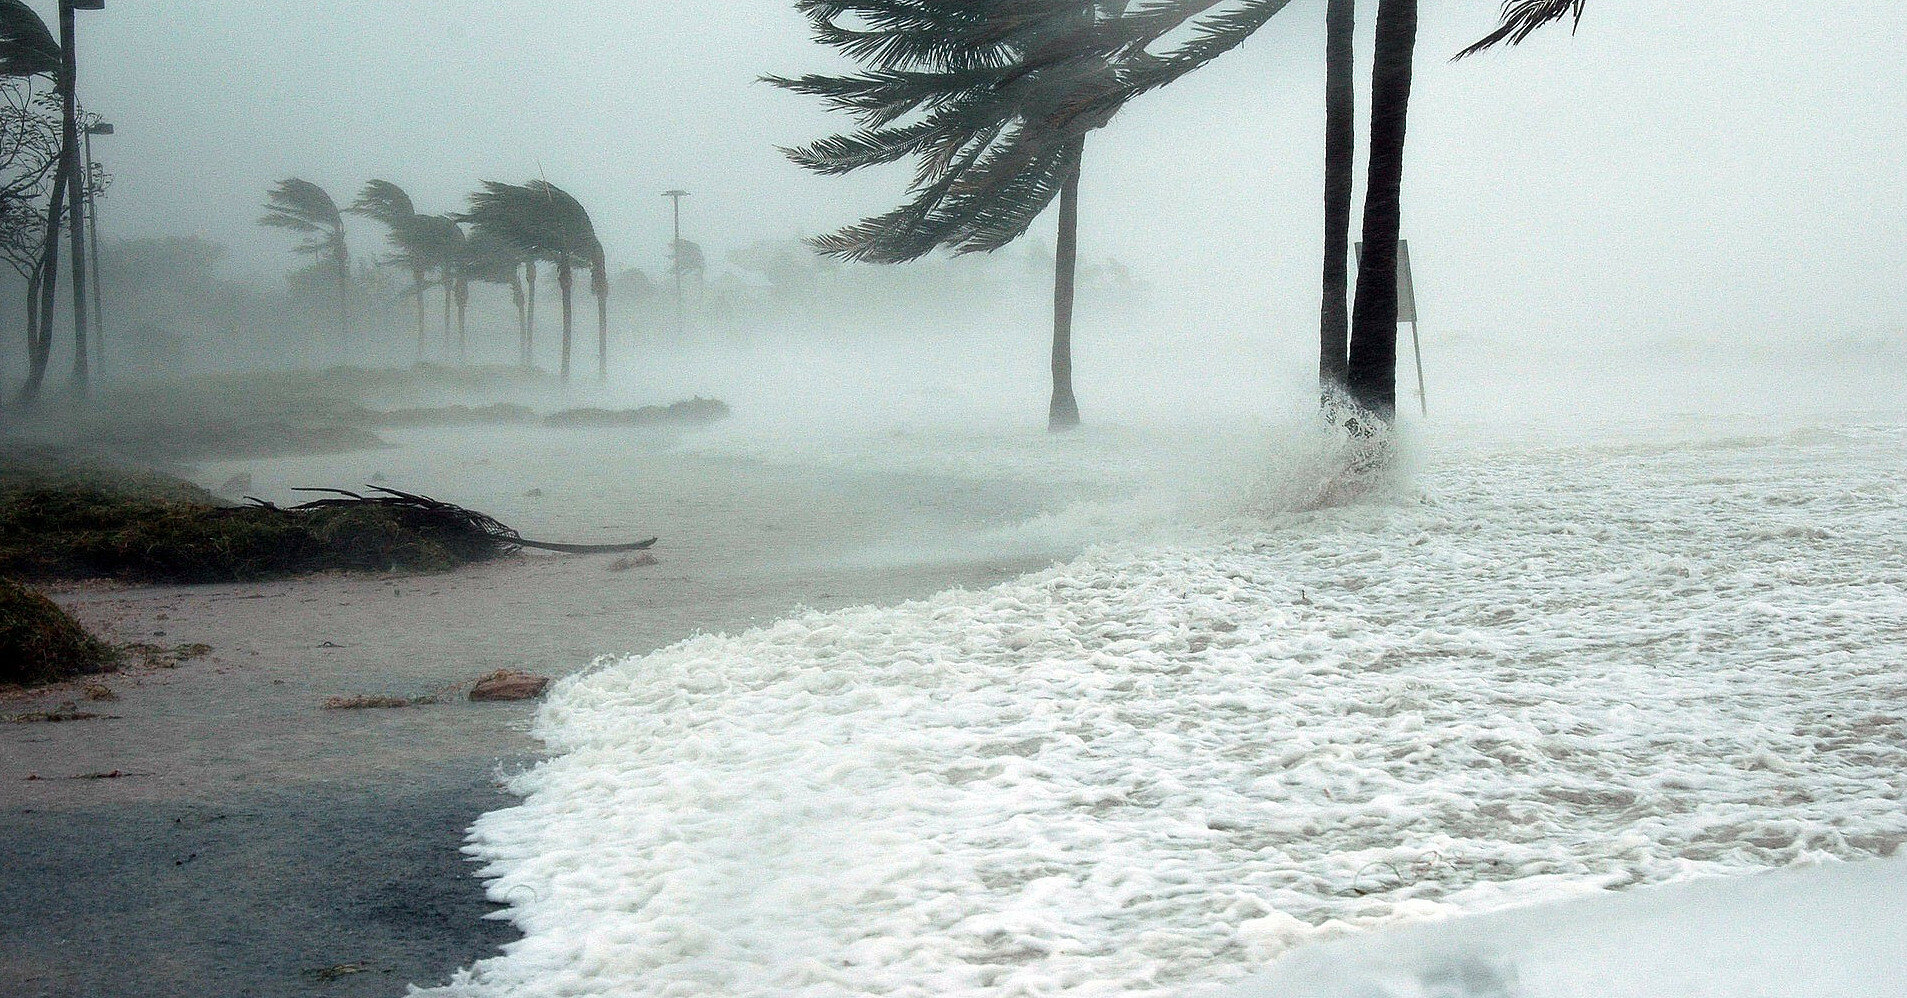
[0,577,118,687]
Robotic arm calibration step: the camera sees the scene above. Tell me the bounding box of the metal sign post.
[1355,238,1427,416]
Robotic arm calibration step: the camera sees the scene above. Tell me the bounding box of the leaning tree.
[771,0,1128,432]
[260,178,355,343]
[2,0,61,403]
[462,180,606,382]
[349,179,431,356]
[461,228,531,366]
[771,0,1305,431]
[1,78,59,397]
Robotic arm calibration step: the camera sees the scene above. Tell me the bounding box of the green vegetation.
[0,576,116,686]
[0,449,509,583]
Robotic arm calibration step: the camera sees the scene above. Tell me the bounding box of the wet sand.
[1,427,1059,997]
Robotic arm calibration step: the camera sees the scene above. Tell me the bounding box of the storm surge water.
[417,409,1907,998]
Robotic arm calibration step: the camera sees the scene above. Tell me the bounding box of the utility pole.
[661,189,689,338]
[83,120,111,376]
[58,0,99,394]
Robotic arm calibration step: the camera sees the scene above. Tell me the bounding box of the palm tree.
[460,228,530,365]
[773,0,1157,432]
[349,179,429,357]
[260,178,354,343]
[1341,0,1416,422]
[406,214,466,362]
[462,180,605,382]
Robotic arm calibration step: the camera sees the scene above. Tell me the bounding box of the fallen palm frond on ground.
[268,486,658,555]
[0,454,655,584]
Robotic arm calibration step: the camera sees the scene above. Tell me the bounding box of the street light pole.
[661,189,689,338]
[83,121,111,377]
[58,0,91,393]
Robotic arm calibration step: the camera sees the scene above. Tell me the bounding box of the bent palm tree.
[260,178,354,342]
[404,214,466,362]
[773,0,1160,431]
[349,179,429,356]
[461,228,530,364]
[463,180,605,382]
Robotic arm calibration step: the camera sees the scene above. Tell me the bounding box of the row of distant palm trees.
[775,0,1589,432]
[259,177,609,381]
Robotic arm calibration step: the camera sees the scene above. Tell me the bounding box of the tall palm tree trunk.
[412,265,427,358]
[595,288,608,382]
[1048,135,1085,432]
[1346,0,1417,423]
[331,242,353,344]
[557,261,574,383]
[524,260,538,369]
[510,270,528,367]
[455,279,469,364]
[1319,0,1355,392]
[441,279,453,361]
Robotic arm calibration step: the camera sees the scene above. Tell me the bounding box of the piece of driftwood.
[245,486,658,555]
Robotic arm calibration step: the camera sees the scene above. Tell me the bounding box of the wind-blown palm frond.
[1454,0,1586,59]
[0,0,58,79]
[349,179,415,227]
[404,213,466,277]
[776,0,1161,262]
[1110,0,1296,102]
[460,228,523,285]
[260,178,354,339]
[260,178,345,257]
[348,179,427,271]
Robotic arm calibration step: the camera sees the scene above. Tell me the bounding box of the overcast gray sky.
[43,0,1907,347]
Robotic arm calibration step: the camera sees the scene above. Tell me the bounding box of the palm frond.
[1455,0,1586,59]
[349,179,416,226]
[260,178,345,257]
[1113,0,1296,101]
[0,0,58,79]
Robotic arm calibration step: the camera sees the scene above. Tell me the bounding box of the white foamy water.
[418,418,1907,998]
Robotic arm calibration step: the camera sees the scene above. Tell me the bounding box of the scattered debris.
[469,670,552,702]
[302,963,371,982]
[322,695,431,710]
[606,553,658,572]
[265,486,658,555]
[81,682,116,701]
[8,701,116,723]
[124,642,212,670]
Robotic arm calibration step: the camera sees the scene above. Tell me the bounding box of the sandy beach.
[1,425,1061,997]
